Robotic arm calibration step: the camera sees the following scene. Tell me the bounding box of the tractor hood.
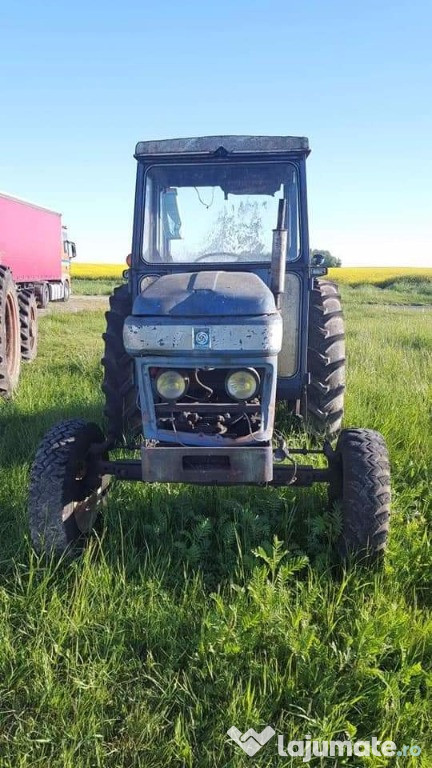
[132,271,276,317]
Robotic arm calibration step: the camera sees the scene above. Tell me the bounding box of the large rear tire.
[29,419,108,556]
[329,428,391,561]
[101,285,141,442]
[19,289,38,361]
[302,278,345,437]
[0,266,21,397]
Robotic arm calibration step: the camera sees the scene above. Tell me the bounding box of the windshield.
[141,161,300,264]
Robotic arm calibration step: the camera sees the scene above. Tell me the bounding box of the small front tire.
[329,428,391,561]
[29,419,108,556]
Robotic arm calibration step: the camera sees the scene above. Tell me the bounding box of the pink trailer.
[0,192,76,397]
[0,193,63,283]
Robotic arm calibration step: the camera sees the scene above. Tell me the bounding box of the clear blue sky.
[1,0,431,266]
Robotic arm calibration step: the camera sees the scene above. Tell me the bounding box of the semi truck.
[0,192,76,397]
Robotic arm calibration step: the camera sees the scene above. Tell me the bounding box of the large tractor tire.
[29,419,108,556]
[329,428,391,561]
[102,285,141,442]
[19,289,38,361]
[302,278,345,438]
[0,266,21,398]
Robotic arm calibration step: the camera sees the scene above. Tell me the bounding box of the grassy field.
[0,283,431,766]
[72,278,120,295]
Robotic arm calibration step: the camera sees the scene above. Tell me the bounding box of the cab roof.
[135,135,309,158]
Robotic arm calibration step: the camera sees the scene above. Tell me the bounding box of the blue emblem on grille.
[194,328,211,349]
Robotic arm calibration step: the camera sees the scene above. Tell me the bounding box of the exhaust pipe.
[270,198,288,309]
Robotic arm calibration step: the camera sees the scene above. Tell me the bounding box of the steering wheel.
[195,251,244,263]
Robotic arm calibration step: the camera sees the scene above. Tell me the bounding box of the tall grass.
[0,295,430,766]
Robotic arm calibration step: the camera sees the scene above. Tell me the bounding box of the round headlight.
[225,368,260,401]
[155,370,188,401]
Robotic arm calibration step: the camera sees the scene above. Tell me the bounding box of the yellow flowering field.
[72,263,125,279]
[72,263,432,285]
[327,266,432,285]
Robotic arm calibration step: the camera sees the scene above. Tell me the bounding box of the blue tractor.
[29,136,391,561]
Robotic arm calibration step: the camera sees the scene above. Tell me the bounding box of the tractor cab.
[128,136,315,399]
[133,137,304,269]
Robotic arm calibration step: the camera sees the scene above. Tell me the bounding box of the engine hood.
[132,271,276,317]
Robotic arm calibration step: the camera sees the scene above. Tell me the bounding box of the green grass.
[339,275,432,307]
[0,292,431,766]
[72,277,119,295]
[340,284,432,307]
[380,275,432,293]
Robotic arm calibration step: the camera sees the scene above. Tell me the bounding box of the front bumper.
[141,444,273,484]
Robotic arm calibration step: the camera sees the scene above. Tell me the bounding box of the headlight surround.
[155,369,189,401]
[225,368,260,401]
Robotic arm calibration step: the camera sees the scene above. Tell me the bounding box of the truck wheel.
[19,290,38,361]
[329,428,391,561]
[102,285,141,442]
[62,280,70,302]
[302,279,345,437]
[29,419,108,556]
[36,282,49,309]
[0,266,21,397]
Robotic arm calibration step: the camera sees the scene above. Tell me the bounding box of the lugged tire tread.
[18,289,38,361]
[303,278,346,437]
[28,419,105,555]
[101,285,141,441]
[330,428,391,559]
